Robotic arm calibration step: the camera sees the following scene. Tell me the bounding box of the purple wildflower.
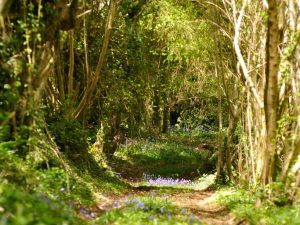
[145,175,195,186]
[136,201,145,209]
[113,201,120,208]
[159,207,165,213]
[79,207,87,214]
[167,212,172,221]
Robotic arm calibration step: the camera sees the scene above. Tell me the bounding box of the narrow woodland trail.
[91,135,242,224]
[94,184,239,225]
[169,191,237,225]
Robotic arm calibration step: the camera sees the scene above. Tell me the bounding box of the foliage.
[48,118,88,155]
[113,131,217,178]
[215,188,300,225]
[1,0,300,224]
[0,144,33,186]
[0,183,83,225]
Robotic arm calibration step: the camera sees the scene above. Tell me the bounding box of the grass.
[112,130,217,180]
[7,129,300,225]
[214,188,300,225]
[97,192,203,225]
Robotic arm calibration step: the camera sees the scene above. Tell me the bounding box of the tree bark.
[68,30,74,100]
[162,103,169,133]
[261,0,280,185]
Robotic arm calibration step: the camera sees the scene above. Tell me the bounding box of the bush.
[0,183,84,225]
[48,119,88,159]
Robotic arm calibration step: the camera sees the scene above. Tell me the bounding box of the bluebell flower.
[113,202,120,208]
[159,207,165,213]
[167,212,172,221]
[181,208,187,214]
[136,201,145,209]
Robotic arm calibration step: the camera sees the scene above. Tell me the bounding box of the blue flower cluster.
[79,206,96,218]
[143,173,197,186]
[125,197,149,210]
[97,192,202,224]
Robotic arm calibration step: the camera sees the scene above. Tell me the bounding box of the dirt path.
[95,136,241,224]
[93,186,239,225]
[169,190,237,225]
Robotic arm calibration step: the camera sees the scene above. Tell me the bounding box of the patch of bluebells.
[143,173,197,187]
[125,197,149,210]
[79,206,96,219]
[187,214,202,225]
[100,194,202,224]
[124,196,176,221]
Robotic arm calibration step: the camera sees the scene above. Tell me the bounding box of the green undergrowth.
[113,130,217,179]
[0,183,84,225]
[215,188,300,225]
[159,130,218,147]
[97,193,204,225]
[0,135,128,224]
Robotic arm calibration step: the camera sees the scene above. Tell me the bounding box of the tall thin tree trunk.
[153,88,161,129]
[162,103,169,133]
[68,30,74,100]
[216,65,225,181]
[246,90,256,186]
[226,111,237,180]
[73,0,117,118]
[261,0,280,185]
[83,0,90,87]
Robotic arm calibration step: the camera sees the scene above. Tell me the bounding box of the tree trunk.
[73,0,117,118]
[261,0,280,185]
[152,88,161,129]
[162,103,169,133]
[226,110,238,180]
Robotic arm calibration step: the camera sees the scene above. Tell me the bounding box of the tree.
[261,0,280,185]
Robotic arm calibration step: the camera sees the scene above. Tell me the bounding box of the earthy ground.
[92,186,243,225]
[90,136,244,225]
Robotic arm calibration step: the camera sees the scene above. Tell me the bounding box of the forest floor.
[89,131,243,225]
[93,182,238,225]
[94,174,239,225]
[3,130,298,224]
